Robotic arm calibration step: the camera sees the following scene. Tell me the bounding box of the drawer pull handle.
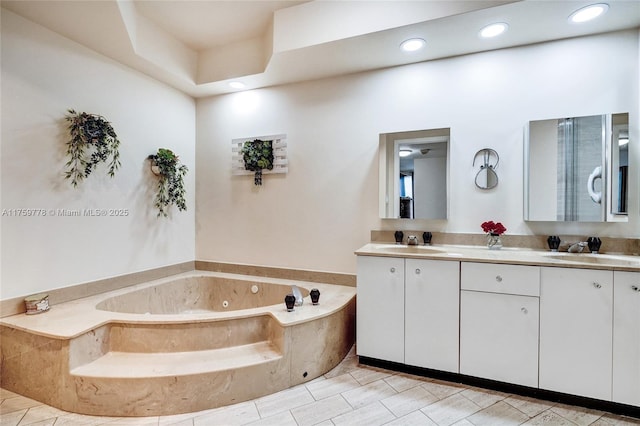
[593,282,602,289]
[390,267,396,273]
[415,268,421,274]
[495,275,503,282]
[632,285,639,292]
[521,307,528,314]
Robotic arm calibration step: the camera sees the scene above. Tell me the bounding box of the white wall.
[196,30,639,275]
[1,10,196,299]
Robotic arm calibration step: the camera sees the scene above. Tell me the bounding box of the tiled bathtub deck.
[1,347,639,426]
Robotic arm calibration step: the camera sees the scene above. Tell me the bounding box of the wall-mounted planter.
[147,148,188,217]
[232,134,287,186]
[64,109,121,187]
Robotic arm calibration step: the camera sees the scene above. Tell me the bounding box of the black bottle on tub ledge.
[310,288,320,305]
[547,236,561,251]
[284,294,296,311]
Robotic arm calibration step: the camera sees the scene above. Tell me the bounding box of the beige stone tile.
[591,413,640,425]
[0,396,42,414]
[53,413,114,425]
[245,410,297,426]
[331,401,395,426]
[0,389,20,399]
[550,403,604,426]
[157,417,194,426]
[460,387,509,408]
[305,373,361,400]
[420,380,466,400]
[522,409,576,425]
[466,400,530,426]
[420,393,481,426]
[324,354,359,379]
[0,408,26,426]
[451,420,475,426]
[290,394,352,426]
[350,366,393,385]
[100,416,159,425]
[503,395,553,418]
[381,385,439,418]
[254,384,314,418]
[192,401,259,426]
[20,418,57,426]
[16,405,67,425]
[383,410,438,426]
[384,373,429,393]
[342,379,397,410]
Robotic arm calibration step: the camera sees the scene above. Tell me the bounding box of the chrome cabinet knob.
[593,282,602,289]
[415,269,421,274]
[390,267,396,273]
[495,275,503,282]
[632,285,639,292]
[521,307,528,314]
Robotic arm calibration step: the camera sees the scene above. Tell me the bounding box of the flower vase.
[487,233,502,250]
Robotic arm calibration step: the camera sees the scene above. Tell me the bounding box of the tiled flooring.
[2,347,639,426]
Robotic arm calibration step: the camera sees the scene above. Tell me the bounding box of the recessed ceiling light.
[229,81,246,89]
[400,38,426,52]
[569,3,609,23]
[479,22,509,38]
[399,149,413,157]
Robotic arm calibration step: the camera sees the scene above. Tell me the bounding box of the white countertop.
[355,243,640,272]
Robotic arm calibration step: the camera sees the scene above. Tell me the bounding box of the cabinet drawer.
[461,262,540,296]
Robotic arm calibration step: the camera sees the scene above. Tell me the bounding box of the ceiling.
[2,0,640,98]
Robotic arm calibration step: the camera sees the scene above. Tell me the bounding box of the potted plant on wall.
[64,109,121,187]
[241,139,273,185]
[147,148,188,217]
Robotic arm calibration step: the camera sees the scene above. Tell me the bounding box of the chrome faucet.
[407,235,419,246]
[291,285,304,306]
[568,241,588,253]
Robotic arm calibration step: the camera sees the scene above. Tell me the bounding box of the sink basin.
[544,253,640,267]
[368,244,445,255]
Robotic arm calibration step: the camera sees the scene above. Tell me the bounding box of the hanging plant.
[64,109,121,187]
[147,148,188,217]
[241,139,273,185]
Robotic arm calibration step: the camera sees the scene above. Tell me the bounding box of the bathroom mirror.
[609,113,629,218]
[524,113,629,222]
[379,128,449,219]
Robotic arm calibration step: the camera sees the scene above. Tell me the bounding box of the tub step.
[70,341,282,378]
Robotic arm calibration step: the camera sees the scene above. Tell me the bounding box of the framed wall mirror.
[524,113,629,222]
[379,128,449,220]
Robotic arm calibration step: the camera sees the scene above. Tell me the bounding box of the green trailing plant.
[241,139,273,185]
[148,148,188,217]
[64,109,121,187]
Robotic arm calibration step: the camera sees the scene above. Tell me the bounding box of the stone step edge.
[70,341,282,378]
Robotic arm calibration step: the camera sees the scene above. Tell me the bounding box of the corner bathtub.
[0,271,356,416]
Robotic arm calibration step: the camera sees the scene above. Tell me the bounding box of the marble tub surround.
[0,271,356,416]
[356,242,640,272]
[0,261,195,318]
[371,230,640,256]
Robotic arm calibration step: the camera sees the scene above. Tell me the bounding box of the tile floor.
[1,347,639,426]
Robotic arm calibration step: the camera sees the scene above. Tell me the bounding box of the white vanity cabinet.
[613,271,640,406]
[405,258,459,373]
[460,263,540,387]
[356,255,405,363]
[539,267,613,401]
[356,256,459,370]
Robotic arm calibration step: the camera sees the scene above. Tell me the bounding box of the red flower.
[481,221,506,235]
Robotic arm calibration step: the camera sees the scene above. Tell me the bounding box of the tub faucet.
[568,241,588,253]
[291,285,304,306]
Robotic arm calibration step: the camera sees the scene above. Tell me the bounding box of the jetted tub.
[0,271,356,416]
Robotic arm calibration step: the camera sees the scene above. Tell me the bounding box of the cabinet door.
[539,267,613,401]
[405,259,459,373]
[460,291,539,387]
[356,256,405,363]
[613,271,640,407]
